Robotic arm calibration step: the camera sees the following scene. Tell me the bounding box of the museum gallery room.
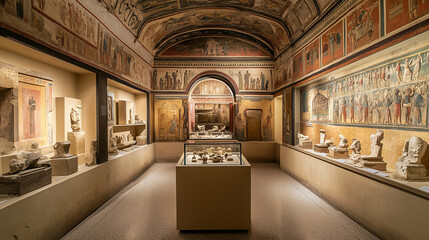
[1,0,429,239]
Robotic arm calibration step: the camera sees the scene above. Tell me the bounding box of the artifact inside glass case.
[189,124,233,140]
[183,140,242,165]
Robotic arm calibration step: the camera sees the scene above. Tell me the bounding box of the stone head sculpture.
[402,136,428,164]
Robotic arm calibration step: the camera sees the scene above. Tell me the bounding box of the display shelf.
[287,144,429,200]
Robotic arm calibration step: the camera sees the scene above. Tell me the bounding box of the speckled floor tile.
[62,163,379,240]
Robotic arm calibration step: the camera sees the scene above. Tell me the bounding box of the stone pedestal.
[67,131,85,155]
[328,148,349,159]
[299,140,312,149]
[395,163,429,181]
[0,166,52,195]
[314,145,329,153]
[50,156,78,176]
[356,157,387,171]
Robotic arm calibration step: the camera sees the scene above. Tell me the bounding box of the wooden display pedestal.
[51,156,78,176]
[176,154,251,230]
[0,166,52,195]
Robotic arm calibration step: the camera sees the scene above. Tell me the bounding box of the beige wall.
[0,144,155,240]
[78,74,97,160]
[280,146,429,240]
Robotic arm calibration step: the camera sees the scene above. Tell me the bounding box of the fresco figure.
[413,86,425,125]
[362,94,369,123]
[350,95,355,123]
[238,71,243,90]
[384,93,393,124]
[403,59,412,82]
[413,54,422,81]
[394,89,402,124]
[339,97,347,123]
[244,70,250,90]
[169,114,177,134]
[29,96,37,138]
[261,72,265,90]
[403,87,415,124]
[395,61,402,84]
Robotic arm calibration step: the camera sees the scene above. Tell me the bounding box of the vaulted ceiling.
[105,0,339,57]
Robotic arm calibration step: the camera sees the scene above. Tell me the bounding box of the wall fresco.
[235,97,273,141]
[385,0,429,34]
[153,67,273,92]
[301,46,429,129]
[0,0,152,90]
[304,38,320,75]
[33,0,98,47]
[321,20,344,66]
[293,51,304,80]
[274,49,293,89]
[154,98,186,141]
[159,37,271,57]
[346,0,380,54]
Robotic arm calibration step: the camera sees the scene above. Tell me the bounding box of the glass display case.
[183,140,242,165]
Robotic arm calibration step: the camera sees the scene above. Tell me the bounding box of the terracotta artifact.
[329,135,349,159]
[395,136,429,180]
[314,129,333,153]
[355,129,387,170]
[298,132,312,149]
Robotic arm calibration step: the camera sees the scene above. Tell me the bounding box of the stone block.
[67,131,85,155]
[51,156,78,176]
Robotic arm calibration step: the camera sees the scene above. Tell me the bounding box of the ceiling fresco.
[103,0,338,56]
[159,37,271,57]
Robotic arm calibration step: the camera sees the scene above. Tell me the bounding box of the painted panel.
[17,74,52,148]
[154,99,186,141]
[293,51,304,80]
[304,38,320,75]
[385,0,429,34]
[321,20,344,66]
[346,0,380,54]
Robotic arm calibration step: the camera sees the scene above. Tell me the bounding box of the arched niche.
[188,77,235,139]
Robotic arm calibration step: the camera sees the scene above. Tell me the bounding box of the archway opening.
[188,78,235,139]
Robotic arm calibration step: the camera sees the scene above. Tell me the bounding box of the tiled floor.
[62,163,379,240]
